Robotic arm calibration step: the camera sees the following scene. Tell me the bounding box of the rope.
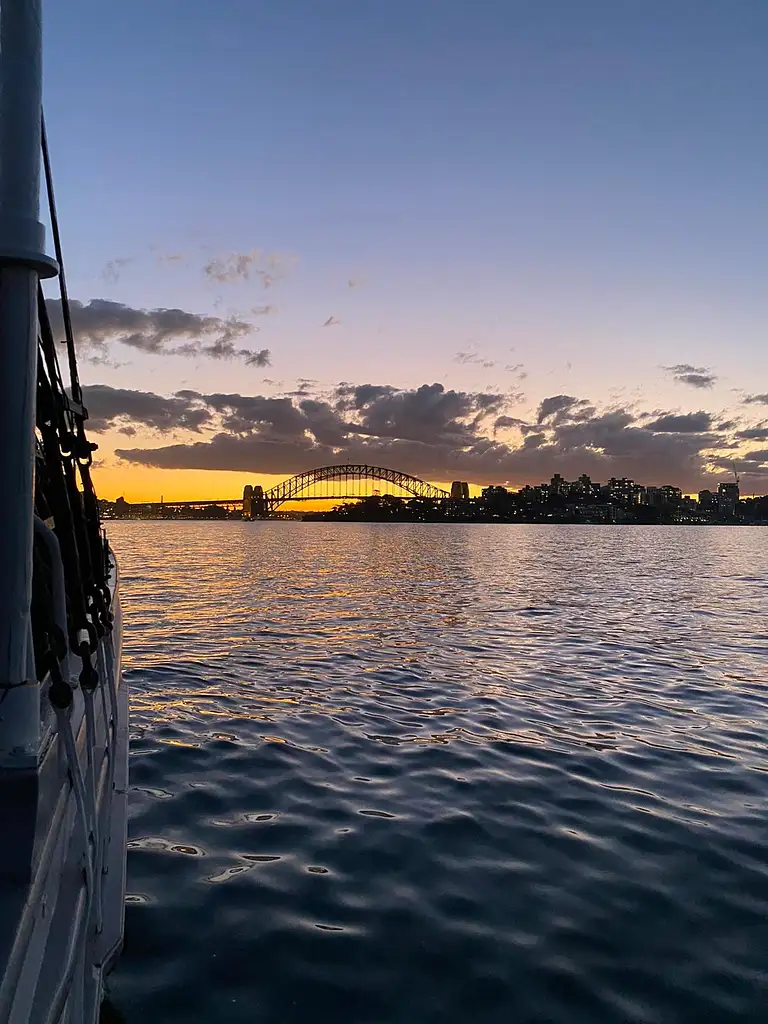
[34,111,121,1012]
[41,112,81,407]
[28,108,130,1021]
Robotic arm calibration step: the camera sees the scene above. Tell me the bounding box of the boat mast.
[0,0,58,762]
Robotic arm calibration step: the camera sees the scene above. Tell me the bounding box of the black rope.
[41,112,82,407]
[32,110,113,694]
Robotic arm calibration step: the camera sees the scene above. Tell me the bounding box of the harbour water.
[106,522,768,1023]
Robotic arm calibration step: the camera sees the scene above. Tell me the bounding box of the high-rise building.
[698,489,715,511]
[550,474,567,496]
[717,482,739,517]
[660,485,682,506]
[608,477,641,505]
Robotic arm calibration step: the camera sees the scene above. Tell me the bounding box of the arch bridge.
[244,464,455,516]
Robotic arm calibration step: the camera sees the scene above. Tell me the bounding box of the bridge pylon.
[242,485,253,518]
[243,484,267,519]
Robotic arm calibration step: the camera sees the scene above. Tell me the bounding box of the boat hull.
[0,551,127,1024]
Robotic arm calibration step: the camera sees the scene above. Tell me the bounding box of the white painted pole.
[0,0,58,763]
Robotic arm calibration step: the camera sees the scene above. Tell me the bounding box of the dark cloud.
[190,393,310,438]
[334,382,505,446]
[711,455,768,477]
[535,395,593,426]
[493,416,528,433]
[244,349,271,367]
[536,395,578,424]
[335,384,397,411]
[744,394,768,406]
[664,364,717,389]
[46,298,270,368]
[736,427,768,441]
[298,399,349,447]
[644,411,713,433]
[108,383,745,491]
[82,385,212,434]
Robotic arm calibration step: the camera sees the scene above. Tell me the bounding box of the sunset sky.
[42,0,768,501]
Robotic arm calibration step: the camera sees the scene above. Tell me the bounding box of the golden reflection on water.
[112,522,768,760]
[106,522,768,1024]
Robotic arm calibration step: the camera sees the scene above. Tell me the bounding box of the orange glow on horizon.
[92,464,484,505]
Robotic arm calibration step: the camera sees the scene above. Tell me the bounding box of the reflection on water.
[108,523,768,1023]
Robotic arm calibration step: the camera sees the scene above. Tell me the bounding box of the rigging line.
[37,287,74,442]
[41,110,82,407]
[36,351,90,639]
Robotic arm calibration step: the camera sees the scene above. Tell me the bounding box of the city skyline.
[99,470,762,524]
[43,2,768,501]
[99,465,759,508]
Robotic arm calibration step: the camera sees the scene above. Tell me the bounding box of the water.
[106,522,768,1023]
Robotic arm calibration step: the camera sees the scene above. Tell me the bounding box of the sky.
[41,0,768,500]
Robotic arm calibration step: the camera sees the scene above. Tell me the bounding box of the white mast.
[0,0,58,762]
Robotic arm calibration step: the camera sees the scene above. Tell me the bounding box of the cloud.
[536,395,590,424]
[736,427,768,441]
[664,364,717,389]
[744,394,768,406]
[183,392,314,438]
[710,455,768,477]
[101,258,132,284]
[743,448,768,463]
[243,349,271,367]
[454,350,496,369]
[644,411,713,433]
[203,249,295,287]
[45,298,269,368]
[333,382,505,446]
[81,385,212,434]
[108,384,748,491]
[493,416,528,433]
[203,250,260,283]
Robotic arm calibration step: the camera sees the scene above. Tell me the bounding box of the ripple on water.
[107,523,768,1023]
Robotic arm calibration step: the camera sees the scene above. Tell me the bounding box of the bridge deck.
[134,493,450,510]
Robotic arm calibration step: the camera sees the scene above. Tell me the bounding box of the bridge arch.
[260,464,450,512]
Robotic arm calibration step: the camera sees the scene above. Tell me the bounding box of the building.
[717,482,739,518]
[550,474,567,496]
[450,481,470,500]
[607,477,642,505]
[643,485,681,508]
[660,485,682,506]
[698,489,716,511]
